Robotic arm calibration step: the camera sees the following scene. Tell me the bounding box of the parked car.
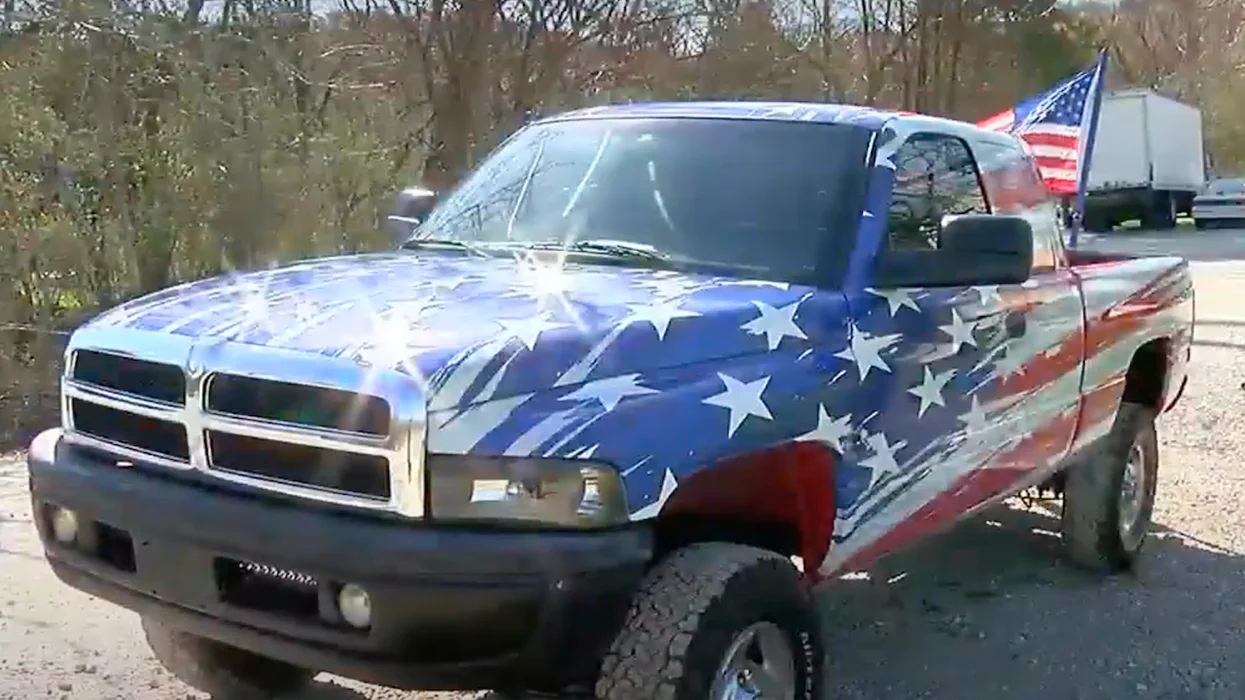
[1192,177,1245,229]
[27,102,1194,700]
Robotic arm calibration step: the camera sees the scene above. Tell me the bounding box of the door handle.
[1004,310,1027,338]
[841,431,866,457]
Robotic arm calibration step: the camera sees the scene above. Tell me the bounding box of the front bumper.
[27,429,652,692]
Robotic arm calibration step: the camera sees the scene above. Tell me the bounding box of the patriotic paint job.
[71,103,1193,577]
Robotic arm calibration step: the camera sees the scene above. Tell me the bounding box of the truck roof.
[541,101,900,130]
[541,101,1011,145]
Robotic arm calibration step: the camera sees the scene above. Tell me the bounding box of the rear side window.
[885,133,989,252]
[972,138,1064,272]
[1208,179,1245,195]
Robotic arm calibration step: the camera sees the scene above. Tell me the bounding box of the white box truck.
[1073,89,1206,232]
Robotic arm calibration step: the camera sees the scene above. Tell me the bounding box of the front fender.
[425,349,841,521]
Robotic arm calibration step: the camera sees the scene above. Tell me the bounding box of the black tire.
[1060,402,1159,572]
[142,618,315,699]
[1084,210,1112,233]
[1142,193,1178,230]
[596,543,823,700]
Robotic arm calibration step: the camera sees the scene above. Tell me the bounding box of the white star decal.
[959,395,989,435]
[834,326,902,380]
[995,343,1029,378]
[907,366,956,418]
[623,302,700,340]
[355,335,412,370]
[431,275,469,292]
[239,291,270,324]
[631,468,679,519]
[796,405,854,453]
[866,287,921,316]
[974,285,1003,307]
[632,275,708,299]
[292,299,319,323]
[497,316,564,350]
[732,279,791,291]
[860,431,907,486]
[386,300,436,325]
[740,300,807,350]
[939,308,978,354]
[560,374,658,412]
[702,373,774,437]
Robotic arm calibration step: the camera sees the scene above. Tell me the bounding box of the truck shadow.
[207,678,375,700]
[1193,338,1245,351]
[820,502,1244,699]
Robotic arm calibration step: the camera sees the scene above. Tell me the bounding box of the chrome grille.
[60,327,426,517]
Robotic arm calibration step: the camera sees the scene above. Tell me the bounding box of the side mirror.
[938,214,1034,284]
[873,214,1034,287]
[387,187,437,243]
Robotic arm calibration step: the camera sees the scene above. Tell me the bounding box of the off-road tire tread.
[1061,401,1158,572]
[142,617,314,699]
[595,543,816,700]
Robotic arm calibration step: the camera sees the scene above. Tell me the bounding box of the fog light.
[337,583,372,629]
[50,506,79,545]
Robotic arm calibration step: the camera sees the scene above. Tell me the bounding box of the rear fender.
[1069,254,1193,450]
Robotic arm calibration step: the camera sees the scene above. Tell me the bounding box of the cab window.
[884,133,989,252]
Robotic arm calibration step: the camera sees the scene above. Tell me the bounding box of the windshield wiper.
[519,239,673,262]
[399,237,488,255]
[570,239,672,261]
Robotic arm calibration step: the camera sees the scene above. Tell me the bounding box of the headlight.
[426,455,629,528]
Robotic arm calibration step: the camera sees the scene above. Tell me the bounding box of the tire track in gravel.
[3,228,1244,700]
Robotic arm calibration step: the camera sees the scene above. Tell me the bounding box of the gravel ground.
[3,227,1244,700]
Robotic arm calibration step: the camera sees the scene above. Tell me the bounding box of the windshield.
[411,117,873,284]
[1208,178,1245,195]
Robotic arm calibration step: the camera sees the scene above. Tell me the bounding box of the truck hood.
[86,252,816,409]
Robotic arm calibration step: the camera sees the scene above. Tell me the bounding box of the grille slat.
[70,399,190,461]
[207,431,391,500]
[72,351,186,404]
[206,374,391,437]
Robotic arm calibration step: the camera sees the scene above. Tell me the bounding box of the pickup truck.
[27,102,1194,700]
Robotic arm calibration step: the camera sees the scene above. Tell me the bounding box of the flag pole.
[1068,48,1109,250]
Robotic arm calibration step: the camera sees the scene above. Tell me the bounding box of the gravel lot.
[3,227,1244,700]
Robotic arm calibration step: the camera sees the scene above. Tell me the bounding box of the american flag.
[977,56,1107,195]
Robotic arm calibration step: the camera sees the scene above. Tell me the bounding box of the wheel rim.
[709,622,797,700]
[1118,441,1147,546]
